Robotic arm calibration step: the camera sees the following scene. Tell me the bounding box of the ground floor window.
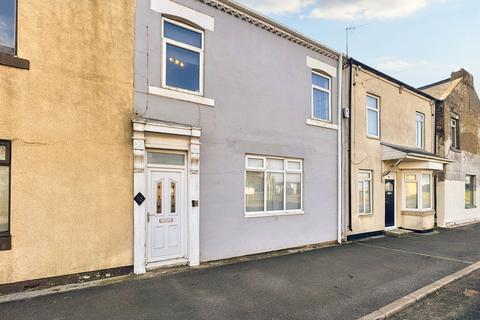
[465,175,476,209]
[357,171,372,214]
[405,172,432,210]
[0,141,11,251]
[245,155,302,215]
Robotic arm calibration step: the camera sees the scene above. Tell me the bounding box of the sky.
[236,0,480,90]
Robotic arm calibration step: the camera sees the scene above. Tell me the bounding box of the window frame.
[0,140,11,251]
[311,71,332,122]
[0,0,17,56]
[403,172,433,211]
[244,155,303,217]
[465,174,476,209]
[416,112,425,149]
[366,94,380,139]
[450,118,460,149]
[161,17,205,96]
[357,170,373,215]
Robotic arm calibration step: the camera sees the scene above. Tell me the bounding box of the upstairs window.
[311,72,331,121]
[0,0,16,55]
[366,95,380,138]
[416,112,425,149]
[162,18,204,95]
[451,118,460,149]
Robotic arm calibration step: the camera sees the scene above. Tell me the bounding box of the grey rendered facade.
[133,0,342,271]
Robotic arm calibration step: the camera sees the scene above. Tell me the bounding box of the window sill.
[245,211,304,218]
[0,235,11,251]
[306,118,338,130]
[148,86,215,107]
[358,213,373,217]
[366,135,380,140]
[0,53,29,70]
[465,206,477,210]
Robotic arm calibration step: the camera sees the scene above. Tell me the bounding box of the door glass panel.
[266,172,284,211]
[170,181,177,214]
[245,171,264,212]
[148,152,185,166]
[156,180,163,215]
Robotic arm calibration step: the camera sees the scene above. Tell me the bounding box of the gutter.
[337,55,343,244]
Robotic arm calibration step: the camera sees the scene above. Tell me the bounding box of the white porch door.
[147,170,185,263]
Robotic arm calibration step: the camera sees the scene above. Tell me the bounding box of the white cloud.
[376,56,428,71]
[237,0,446,19]
[237,0,314,15]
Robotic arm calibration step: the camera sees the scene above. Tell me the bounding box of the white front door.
[147,170,185,263]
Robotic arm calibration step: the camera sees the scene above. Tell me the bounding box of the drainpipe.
[348,59,353,231]
[337,55,343,244]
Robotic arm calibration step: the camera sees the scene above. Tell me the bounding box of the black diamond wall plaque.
[134,192,146,206]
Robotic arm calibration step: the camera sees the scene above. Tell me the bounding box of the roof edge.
[198,0,343,59]
[418,78,451,90]
[350,58,436,101]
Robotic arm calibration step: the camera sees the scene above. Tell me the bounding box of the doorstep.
[384,228,415,238]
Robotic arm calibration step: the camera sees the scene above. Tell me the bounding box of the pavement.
[0,223,479,320]
[391,268,480,320]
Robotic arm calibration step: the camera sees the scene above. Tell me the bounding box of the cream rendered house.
[344,59,449,240]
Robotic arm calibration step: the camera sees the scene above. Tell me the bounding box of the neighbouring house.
[0,0,135,285]
[343,59,450,240]
[420,69,480,227]
[132,0,344,273]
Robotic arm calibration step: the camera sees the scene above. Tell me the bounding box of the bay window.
[404,173,432,210]
[245,156,303,216]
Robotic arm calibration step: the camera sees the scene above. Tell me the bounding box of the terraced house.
[132,0,344,273]
[421,69,480,227]
[343,59,450,240]
[0,1,135,285]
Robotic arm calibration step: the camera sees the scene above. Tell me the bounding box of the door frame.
[146,159,187,265]
[133,119,201,274]
[384,173,397,230]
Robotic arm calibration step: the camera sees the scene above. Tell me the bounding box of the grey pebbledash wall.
[134,0,341,262]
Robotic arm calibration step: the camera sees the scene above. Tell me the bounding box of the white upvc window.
[366,94,380,138]
[357,170,372,214]
[311,71,331,122]
[404,173,432,210]
[416,112,425,149]
[245,155,303,217]
[161,17,204,95]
